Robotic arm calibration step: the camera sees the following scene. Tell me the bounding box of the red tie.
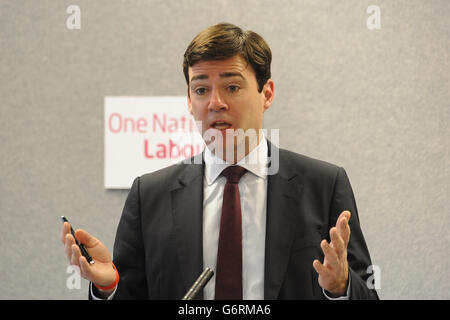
[215,166,247,300]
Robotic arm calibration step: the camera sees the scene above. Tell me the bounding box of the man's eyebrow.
[219,72,245,80]
[190,74,209,82]
[190,72,245,83]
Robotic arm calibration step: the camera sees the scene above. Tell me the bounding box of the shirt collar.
[204,135,269,186]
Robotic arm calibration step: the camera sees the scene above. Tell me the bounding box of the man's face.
[187,54,274,161]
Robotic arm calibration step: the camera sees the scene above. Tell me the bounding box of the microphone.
[182,268,214,300]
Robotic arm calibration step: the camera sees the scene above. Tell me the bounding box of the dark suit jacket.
[105,143,378,300]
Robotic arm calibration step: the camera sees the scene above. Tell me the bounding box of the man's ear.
[262,79,275,112]
[187,87,193,115]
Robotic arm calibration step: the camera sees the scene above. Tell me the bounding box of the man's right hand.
[60,222,117,295]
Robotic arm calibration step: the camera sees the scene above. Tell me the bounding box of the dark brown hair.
[183,23,272,92]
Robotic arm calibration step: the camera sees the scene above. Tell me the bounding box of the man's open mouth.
[210,121,233,130]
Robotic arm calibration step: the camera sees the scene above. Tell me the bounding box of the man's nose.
[208,88,228,111]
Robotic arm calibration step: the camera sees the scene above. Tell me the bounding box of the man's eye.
[195,88,207,95]
[227,85,240,93]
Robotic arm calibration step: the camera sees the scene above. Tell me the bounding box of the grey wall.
[0,0,448,299]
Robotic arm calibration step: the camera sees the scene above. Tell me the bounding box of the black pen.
[61,216,94,265]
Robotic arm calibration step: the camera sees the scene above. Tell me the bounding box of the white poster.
[104,96,205,189]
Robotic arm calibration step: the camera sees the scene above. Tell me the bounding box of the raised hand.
[313,210,351,297]
[61,222,117,294]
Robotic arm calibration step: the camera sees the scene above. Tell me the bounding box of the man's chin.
[205,139,247,163]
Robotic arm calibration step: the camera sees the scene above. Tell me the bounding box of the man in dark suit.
[61,23,378,300]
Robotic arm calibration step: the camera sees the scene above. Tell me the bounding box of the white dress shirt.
[202,136,269,300]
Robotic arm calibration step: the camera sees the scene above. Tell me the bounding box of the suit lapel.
[264,144,303,299]
[170,155,204,299]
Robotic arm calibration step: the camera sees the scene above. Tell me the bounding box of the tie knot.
[221,166,246,184]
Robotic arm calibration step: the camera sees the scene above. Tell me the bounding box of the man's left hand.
[313,210,351,297]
